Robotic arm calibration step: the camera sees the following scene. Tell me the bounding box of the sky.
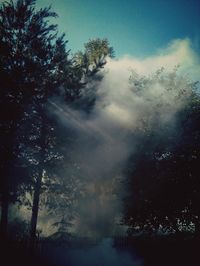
[35,0,200,58]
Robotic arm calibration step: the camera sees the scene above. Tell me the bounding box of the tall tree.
[0,0,115,244]
[0,0,72,240]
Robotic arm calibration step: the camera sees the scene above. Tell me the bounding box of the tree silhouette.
[0,0,72,241]
[0,0,115,246]
[123,68,200,235]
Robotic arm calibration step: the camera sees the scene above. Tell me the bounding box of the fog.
[11,38,199,238]
[41,38,199,238]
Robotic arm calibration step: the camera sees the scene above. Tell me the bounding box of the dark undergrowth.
[1,233,200,266]
[114,233,200,266]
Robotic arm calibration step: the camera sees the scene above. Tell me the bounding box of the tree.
[0,0,46,238]
[0,0,114,245]
[72,38,114,112]
[74,38,114,78]
[123,68,199,235]
[26,38,114,245]
[0,0,72,240]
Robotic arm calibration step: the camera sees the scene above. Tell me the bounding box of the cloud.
[97,38,199,130]
[106,38,200,79]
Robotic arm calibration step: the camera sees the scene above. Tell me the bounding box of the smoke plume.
[16,38,199,238]
[46,38,200,238]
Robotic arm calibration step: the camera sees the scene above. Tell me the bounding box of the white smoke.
[17,38,200,238]
[106,38,199,78]
[99,38,199,128]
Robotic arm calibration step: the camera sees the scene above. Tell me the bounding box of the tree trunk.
[29,171,43,249]
[0,152,13,241]
[0,188,9,241]
[29,104,46,250]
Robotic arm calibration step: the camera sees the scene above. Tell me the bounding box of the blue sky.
[36,0,200,57]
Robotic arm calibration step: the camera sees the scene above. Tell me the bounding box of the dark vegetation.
[0,0,113,246]
[123,70,200,235]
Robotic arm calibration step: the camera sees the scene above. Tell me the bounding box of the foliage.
[0,0,75,239]
[123,68,200,234]
[72,38,114,112]
[0,0,114,241]
[74,38,114,78]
